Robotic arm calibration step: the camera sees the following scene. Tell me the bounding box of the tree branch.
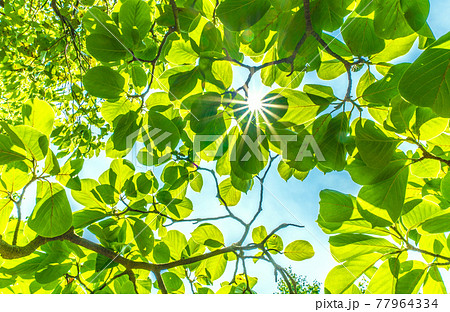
[169,0,180,33]
[12,179,34,245]
[154,270,168,294]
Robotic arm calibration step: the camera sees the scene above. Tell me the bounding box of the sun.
[247,92,264,112]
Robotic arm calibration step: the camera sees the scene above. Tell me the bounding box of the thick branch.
[407,139,450,167]
[303,0,313,34]
[64,231,155,270]
[420,148,450,167]
[0,235,57,259]
[408,244,450,263]
[0,229,261,274]
[154,270,168,294]
[169,0,180,33]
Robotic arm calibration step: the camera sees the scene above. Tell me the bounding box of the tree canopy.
[0,0,449,294]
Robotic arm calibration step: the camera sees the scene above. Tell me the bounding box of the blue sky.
[17,0,450,294]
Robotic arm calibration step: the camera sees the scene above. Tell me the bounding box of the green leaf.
[43,149,60,176]
[168,68,199,100]
[319,190,354,223]
[317,112,349,171]
[152,242,170,263]
[374,0,429,39]
[83,66,125,99]
[317,216,391,236]
[218,177,241,206]
[258,93,289,124]
[105,159,136,192]
[401,0,430,32]
[161,272,184,294]
[387,95,416,134]
[266,234,283,254]
[190,171,203,192]
[189,93,226,135]
[399,32,450,117]
[235,274,258,290]
[72,179,107,209]
[356,69,377,106]
[441,173,450,202]
[401,199,440,230]
[28,183,73,238]
[276,89,327,125]
[261,47,304,88]
[167,198,193,220]
[83,7,122,38]
[0,199,14,234]
[284,240,314,261]
[277,160,294,181]
[119,0,152,47]
[130,65,147,88]
[72,207,109,229]
[329,234,398,261]
[162,230,188,260]
[355,120,400,169]
[166,39,198,64]
[2,124,48,161]
[374,0,414,39]
[86,34,128,62]
[156,190,172,205]
[216,0,271,32]
[277,10,306,58]
[325,253,384,294]
[191,223,224,251]
[342,16,385,56]
[95,253,119,272]
[304,84,337,102]
[311,0,351,32]
[22,99,54,136]
[362,63,410,106]
[146,111,180,152]
[131,218,154,257]
[346,152,407,186]
[0,134,26,165]
[357,166,409,227]
[111,111,142,153]
[423,266,447,294]
[1,161,31,192]
[101,98,135,125]
[410,157,440,178]
[56,159,84,191]
[252,225,267,244]
[371,34,417,63]
[419,211,450,234]
[211,60,233,89]
[135,38,158,61]
[230,173,252,193]
[200,22,222,53]
[416,114,448,141]
[35,263,72,284]
[366,258,400,294]
[395,261,427,294]
[233,125,269,175]
[269,0,298,12]
[199,254,228,281]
